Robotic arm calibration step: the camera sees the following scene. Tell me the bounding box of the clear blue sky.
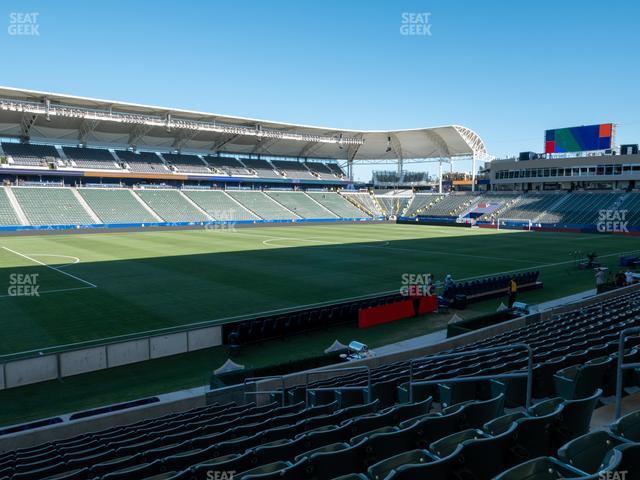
[2,0,638,181]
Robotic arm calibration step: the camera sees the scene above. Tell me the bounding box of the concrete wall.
[60,347,107,377]
[107,339,150,368]
[5,355,58,388]
[150,333,188,359]
[0,325,223,390]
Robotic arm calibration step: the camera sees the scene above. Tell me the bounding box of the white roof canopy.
[0,86,488,161]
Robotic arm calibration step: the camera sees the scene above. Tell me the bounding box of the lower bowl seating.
[4,291,640,479]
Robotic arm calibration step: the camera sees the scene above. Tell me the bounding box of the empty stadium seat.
[557,430,627,474]
[610,409,640,442]
[553,357,611,400]
[492,456,591,480]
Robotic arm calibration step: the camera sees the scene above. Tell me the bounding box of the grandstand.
[115,150,169,173]
[375,194,411,218]
[1,185,640,229]
[618,192,640,225]
[483,192,564,222]
[226,190,299,220]
[12,187,94,226]
[2,285,640,479]
[271,160,317,180]
[3,86,640,480]
[402,193,443,217]
[537,192,620,225]
[265,191,337,219]
[0,189,20,226]
[1,142,60,168]
[135,189,209,223]
[240,159,280,178]
[161,153,211,175]
[341,191,385,217]
[305,162,343,180]
[306,192,372,218]
[325,163,346,179]
[182,190,258,221]
[62,146,121,171]
[203,156,251,176]
[78,188,158,224]
[420,193,481,217]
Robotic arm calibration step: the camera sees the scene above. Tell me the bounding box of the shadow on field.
[0,227,620,355]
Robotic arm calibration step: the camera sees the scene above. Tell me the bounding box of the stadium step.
[177,190,213,221]
[303,192,339,217]
[71,187,102,223]
[3,185,28,225]
[129,189,164,222]
[222,190,264,220]
[532,193,572,224]
[261,193,302,219]
[590,391,640,431]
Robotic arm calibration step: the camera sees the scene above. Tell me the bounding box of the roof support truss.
[19,112,38,141]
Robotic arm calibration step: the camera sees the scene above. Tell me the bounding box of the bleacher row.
[0,143,346,181]
[400,190,640,227]
[2,186,640,227]
[298,290,640,407]
[3,290,640,479]
[0,188,372,226]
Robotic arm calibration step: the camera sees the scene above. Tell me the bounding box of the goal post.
[496,218,533,231]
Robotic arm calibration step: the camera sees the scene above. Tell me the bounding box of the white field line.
[24,254,81,269]
[1,246,97,288]
[5,248,629,358]
[0,252,626,358]
[230,230,539,266]
[2,229,636,357]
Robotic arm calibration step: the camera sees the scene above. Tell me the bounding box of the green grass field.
[1,223,638,427]
[1,223,638,356]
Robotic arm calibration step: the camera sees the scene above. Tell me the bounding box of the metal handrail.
[305,366,371,408]
[615,327,640,419]
[409,343,534,409]
[243,375,286,407]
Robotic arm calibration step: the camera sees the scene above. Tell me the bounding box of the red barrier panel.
[358,299,416,329]
[418,295,438,314]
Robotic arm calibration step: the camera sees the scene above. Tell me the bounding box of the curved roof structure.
[0,86,488,161]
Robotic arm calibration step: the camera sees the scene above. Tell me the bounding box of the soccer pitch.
[1,223,637,356]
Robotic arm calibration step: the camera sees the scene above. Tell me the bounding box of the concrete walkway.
[591,391,640,430]
[373,329,448,356]
[534,288,597,312]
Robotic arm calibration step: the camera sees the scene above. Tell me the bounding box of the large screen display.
[545,123,613,153]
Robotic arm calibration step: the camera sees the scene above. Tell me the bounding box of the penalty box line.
[2,246,97,289]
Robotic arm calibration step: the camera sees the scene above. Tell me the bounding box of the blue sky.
[2,0,638,181]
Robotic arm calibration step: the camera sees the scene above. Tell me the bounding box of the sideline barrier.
[358,298,416,328]
[418,295,438,314]
[0,216,382,232]
[399,216,640,235]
